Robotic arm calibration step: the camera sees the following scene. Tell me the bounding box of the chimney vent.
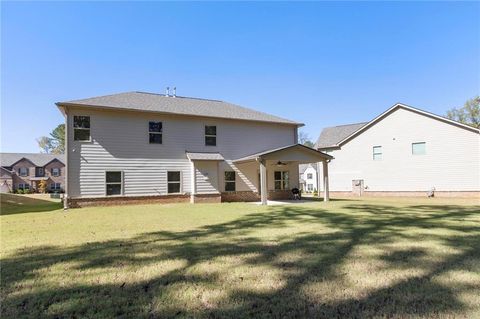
[165,87,170,97]
[173,87,177,97]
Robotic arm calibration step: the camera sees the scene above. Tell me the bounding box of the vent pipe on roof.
[165,87,170,97]
[173,87,177,97]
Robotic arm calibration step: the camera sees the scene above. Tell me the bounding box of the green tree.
[446,96,480,128]
[37,124,65,154]
[298,130,315,148]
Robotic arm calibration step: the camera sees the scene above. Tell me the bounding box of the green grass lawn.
[1,194,479,318]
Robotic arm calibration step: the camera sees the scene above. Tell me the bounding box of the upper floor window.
[52,168,60,177]
[225,171,236,192]
[412,142,426,155]
[37,167,44,176]
[73,116,90,141]
[106,171,122,196]
[274,171,289,190]
[149,121,162,144]
[167,171,181,194]
[373,146,382,160]
[18,167,28,176]
[307,173,313,179]
[205,126,216,146]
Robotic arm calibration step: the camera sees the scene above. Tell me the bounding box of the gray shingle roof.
[315,122,368,149]
[186,152,225,161]
[57,91,302,126]
[0,153,65,167]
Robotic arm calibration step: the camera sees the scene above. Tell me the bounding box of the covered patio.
[233,144,333,205]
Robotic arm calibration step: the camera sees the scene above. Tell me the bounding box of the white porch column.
[259,159,268,205]
[323,160,330,202]
[316,161,322,199]
[190,161,196,203]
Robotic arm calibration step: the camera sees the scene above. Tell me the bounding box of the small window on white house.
[307,184,314,191]
[149,121,162,144]
[19,167,28,176]
[373,146,382,160]
[167,171,181,194]
[205,126,217,146]
[225,171,236,192]
[106,171,122,196]
[274,171,289,190]
[52,168,60,177]
[307,173,313,179]
[412,142,426,155]
[73,116,91,141]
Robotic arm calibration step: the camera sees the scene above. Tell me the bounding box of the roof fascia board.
[56,102,304,127]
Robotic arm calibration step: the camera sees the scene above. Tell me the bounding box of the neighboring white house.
[299,164,317,193]
[56,91,332,207]
[315,103,480,197]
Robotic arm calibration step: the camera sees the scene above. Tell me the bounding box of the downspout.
[63,106,69,210]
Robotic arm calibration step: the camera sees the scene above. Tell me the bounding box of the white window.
[18,167,28,176]
[73,116,91,141]
[52,168,60,177]
[307,173,313,179]
[50,183,61,191]
[205,126,216,146]
[274,171,289,190]
[412,142,426,155]
[373,146,382,160]
[106,171,122,196]
[149,121,162,144]
[307,184,314,191]
[224,171,236,192]
[167,171,181,193]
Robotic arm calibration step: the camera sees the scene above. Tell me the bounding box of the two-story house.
[0,153,65,193]
[314,103,480,197]
[299,164,318,193]
[56,91,332,207]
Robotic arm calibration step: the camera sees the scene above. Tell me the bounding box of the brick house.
[0,153,65,193]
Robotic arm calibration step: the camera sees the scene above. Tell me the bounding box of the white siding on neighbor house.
[67,106,297,198]
[302,166,318,192]
[318,107,480,192]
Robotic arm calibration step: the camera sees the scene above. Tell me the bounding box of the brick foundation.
[268,190,292,200]
[193,193,222,203]
[221,191,261,202]
[68,194,190,208]
[329,191,480,198]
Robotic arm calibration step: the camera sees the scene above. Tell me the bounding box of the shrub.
[16,189,24,194]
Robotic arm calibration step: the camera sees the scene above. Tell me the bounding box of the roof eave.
[56,102,303,127]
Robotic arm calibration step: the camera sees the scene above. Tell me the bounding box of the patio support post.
[323,160,330,202]
[259,158,267,205]
[190,161,196,203]
[316,161,322,199]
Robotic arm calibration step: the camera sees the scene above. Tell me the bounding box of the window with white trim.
[149,121,162,144]
[274,171,289,190]
[373,146,382,160]
[73,116,91,141]
[18,167,28,176]
[52,168,60,177]
[412,142,426,155]
[307,184,314,191]
[307,173,313,179]
[50,183,61,191]
[37,167,44,176]
[224,171,236,192]
[205,126,216,146]
[167,171,181,193]
[106,171,122,196]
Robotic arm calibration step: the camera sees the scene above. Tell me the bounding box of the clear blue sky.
[1,1,479,152]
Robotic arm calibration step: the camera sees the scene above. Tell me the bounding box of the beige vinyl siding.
[67,107,296,198]
[194,161,219,194]
[319,107,480,192]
